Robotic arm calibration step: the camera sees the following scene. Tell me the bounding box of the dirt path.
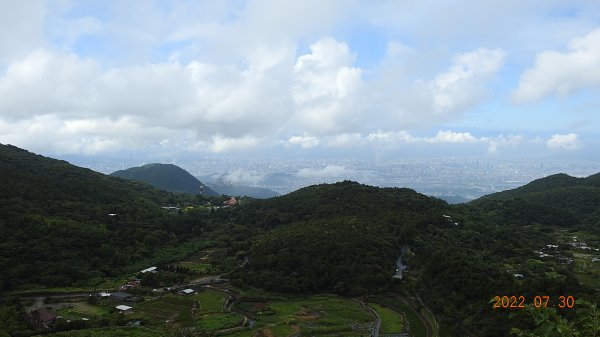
[25,297,44,312]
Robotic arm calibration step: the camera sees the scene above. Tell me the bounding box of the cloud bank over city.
[0,1,599,159]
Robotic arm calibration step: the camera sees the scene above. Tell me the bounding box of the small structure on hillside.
[179,288,196,295]
[110,291,133,302]
[224,197,238,207]
[116,305,133,314]
[140,266,157,274]
[26,308,57,329]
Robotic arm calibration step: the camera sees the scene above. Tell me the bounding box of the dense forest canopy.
[0,144,212,292]
[473,172,600,232]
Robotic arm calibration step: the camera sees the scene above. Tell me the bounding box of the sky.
[1,0,600,161]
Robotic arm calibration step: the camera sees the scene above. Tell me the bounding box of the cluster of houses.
[536,243,575,264]
[159,196,239,214]
[570,236,599,252]
[24,265,210,329]
[530,238,600,270]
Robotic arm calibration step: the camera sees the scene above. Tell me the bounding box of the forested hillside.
[229,179,598,336]
[0,144,209,292]
[474,173,600,231]
[1,144,598,337]
[111,163,217,196]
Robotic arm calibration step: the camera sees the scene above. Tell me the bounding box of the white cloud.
[514,28,600,102]
[213,169,265,186]
[0,1,45,64]
[366,130,417,143]
[297,165,354,178]
[288,134,320,148]
[0,1,597,158]
[430,48,506,114]
[0,50,99,120]
[427,130,477,143]
[291,38,362,134]
[483,135,525,153]
[369,47,506,130]
[210,136,260,153]
[326,133,363,147]
[547,133,581,150]
[0,47,292,154]
[364,130,477,144]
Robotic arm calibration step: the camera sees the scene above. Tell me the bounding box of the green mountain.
[233,181,454,294]
[472,173,600,229]
[111,163,218,196]
[231,179,597,336]
[0,144,204,292]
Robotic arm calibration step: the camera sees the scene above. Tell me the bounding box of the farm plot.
[367,303,405,334]
[235,295,374,337]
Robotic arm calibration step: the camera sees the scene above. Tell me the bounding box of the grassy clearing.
[394,300,426,337]
[235,295,373,337]
[129,288,236,329]
[56,302,111,320]
[575,271,600,288]
[369,296,427,337]
[368,303,405,333]
[196,312,243,331]
[268,324,295,336]
[176,261,213,274]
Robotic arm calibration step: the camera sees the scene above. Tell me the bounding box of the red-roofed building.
[224,197,238,207]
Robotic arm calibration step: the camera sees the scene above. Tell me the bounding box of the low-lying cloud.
[212,168,265,186]
[297,165,355,178]
[547,133,581,150]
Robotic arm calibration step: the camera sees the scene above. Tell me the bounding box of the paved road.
[353,299,381,337]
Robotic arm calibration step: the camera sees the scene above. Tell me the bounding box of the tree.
[510,301,599,337]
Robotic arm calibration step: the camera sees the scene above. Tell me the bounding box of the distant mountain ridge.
[111,163,218,196]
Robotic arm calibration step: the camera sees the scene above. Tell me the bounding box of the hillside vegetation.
[474,173,600,231]
[1,144,599,337]
[0,144,211,292]
[229,178,598,336]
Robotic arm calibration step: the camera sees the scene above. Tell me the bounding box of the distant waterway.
[393,246,408,279]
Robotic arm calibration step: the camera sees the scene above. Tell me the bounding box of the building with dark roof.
[26,308,57,329]
[110,291,133,302]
